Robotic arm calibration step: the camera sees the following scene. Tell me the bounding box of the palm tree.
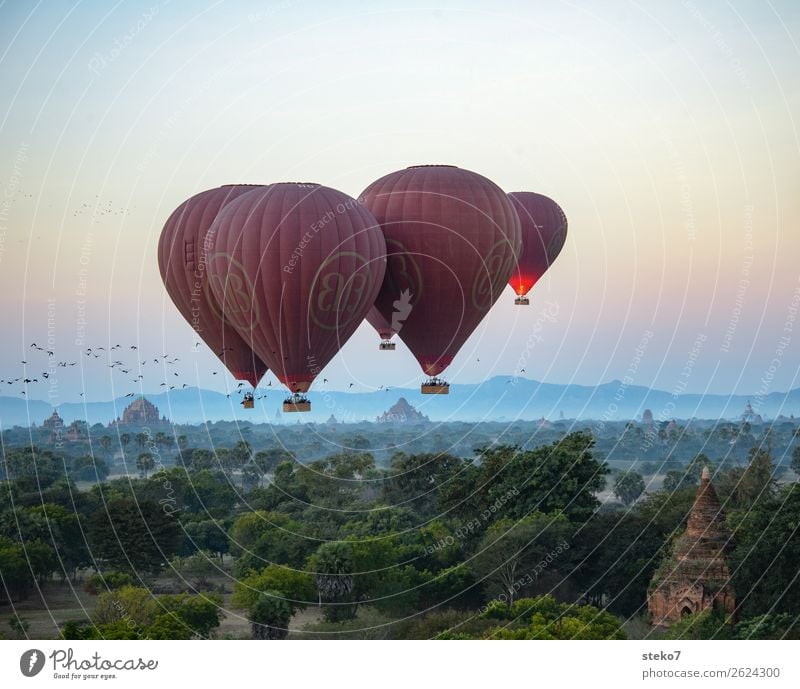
[134,432,148,450]
[119,433,131,454]
[99,435,112,457]
[154,431,169,453]
[310,542,356,622]
[230,440,252,489]
[136,452,155,478]
[250,591,291,640]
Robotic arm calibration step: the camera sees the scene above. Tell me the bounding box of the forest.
[1,417,799,640]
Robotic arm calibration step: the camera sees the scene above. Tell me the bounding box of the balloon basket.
[514,296,530,306]
[379,340,396,351]
[241,392,255,409]
[283,394,310,412]
[421,378,449,395]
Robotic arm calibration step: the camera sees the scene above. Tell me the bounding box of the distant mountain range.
[1,377,798,427]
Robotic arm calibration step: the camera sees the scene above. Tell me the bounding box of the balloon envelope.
[366,305,394,341]
[507,192,567,297]
[157,185,268,387]
[207,183,387,393]
[360,165,521,377]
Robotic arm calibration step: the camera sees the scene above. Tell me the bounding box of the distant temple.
[648,467,735,626]
[376,397,429,424]
[741,400,763,426]
[43,410,64,430]
[42,411,88,443]
[110,396,169,426]
[641,409,654,425]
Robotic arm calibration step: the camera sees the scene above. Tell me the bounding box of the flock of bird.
[1,342,395,402]
[1,342,238,400]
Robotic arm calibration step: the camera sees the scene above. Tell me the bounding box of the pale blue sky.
[0,0,798,406]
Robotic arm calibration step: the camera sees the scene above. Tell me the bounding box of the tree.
[99,435,112,456]
[730,482,800,617]
[309,542,357,622]
[471,514,573,605]
[791,445,800,477]
[119,433,131,454]
[183,520,230,561]
[94,585,154,628]
[154,592,223,638]
[718,445,777,508]
[231,564,315,611]
[250,591,293,639]
[135,452,155,478]
[442,433,608,525]
[229,440,252,489]
[663,607,734,640]
[613,470,645,505]
[572,487,695,616]
[153,431,169,453]
[88,498,182,574]
[253,449,293,477]
[0,538,38,600]
[70,455,109,483]
[443,595,626,640]
[134,432,148,450]
[735,613,800,640]
[229,511,313,571]
[382,452,464,516]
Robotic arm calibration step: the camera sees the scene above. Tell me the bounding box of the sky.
[0,0,798,408]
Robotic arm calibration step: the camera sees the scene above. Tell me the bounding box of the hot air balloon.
[206,183,386,412]
[366,306,396,350]
[158,185,269,408]
[360,165,521,394]
[507,192,567,305]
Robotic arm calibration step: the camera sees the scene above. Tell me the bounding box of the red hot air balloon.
[360,165,521,394]
[507,192,567,305]
[158,185,269,401]
[366,306,396,350]
[206,183,386,412]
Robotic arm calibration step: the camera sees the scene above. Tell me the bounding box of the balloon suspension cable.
[283,392,311,412]
[421,377,450,395]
